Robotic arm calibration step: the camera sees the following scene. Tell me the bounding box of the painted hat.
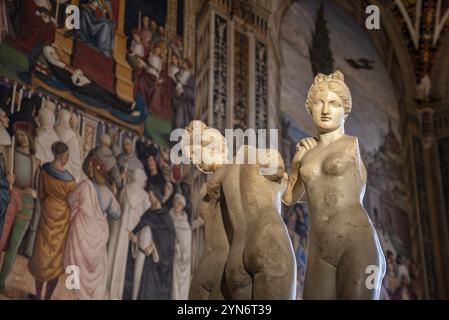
[89,155,108,178]
[13,121,35,137]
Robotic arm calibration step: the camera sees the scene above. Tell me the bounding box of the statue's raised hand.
[297,137,318,151]
[294,137,318,163]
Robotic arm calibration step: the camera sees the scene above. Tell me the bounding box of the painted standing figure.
[123,185,175,300]
[28,141,76,300]
[0,122,40,298]
[107,167,151,300]
[117,137,144,185]
[0,110,12,238]
[169,193,191,300]
[64,155,121,300]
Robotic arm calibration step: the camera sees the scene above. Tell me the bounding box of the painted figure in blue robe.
[73,0,115,57]
[0,110,12,238]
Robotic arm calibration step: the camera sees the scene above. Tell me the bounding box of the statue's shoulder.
[341,134,359,149]
[340,135,365,165]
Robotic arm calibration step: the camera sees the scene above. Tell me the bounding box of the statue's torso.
[300,135,365,214]
[299,135,373,265]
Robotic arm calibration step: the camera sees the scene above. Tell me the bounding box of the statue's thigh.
[190,251,228,300]
[224,245,253,299]
[246,227,296,299]
[303,256,337,300]
[335,243,383,300]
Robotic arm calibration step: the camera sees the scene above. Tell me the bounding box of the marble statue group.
[185,70,386,300]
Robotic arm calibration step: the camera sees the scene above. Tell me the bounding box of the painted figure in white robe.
[69,113,82,143]
[64,155,121,300]
[169,193,192,300]
[106,168,151,300]
[69,112,86,177]
[34,107,59,164]
[128,29,146,69]
[117,138,143,184]
[55,109,83,182]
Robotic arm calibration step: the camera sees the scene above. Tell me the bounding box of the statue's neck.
[318,126,345,146]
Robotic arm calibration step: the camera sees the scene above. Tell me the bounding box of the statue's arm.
[282,137,317,205]
[349,137,367,183]
[282,148,306,206]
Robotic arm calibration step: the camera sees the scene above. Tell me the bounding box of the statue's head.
[182,120,227,173]
[305,70,352,134]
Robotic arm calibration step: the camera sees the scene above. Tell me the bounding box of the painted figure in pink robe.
[133,44,170,120]
[64,155,121,300]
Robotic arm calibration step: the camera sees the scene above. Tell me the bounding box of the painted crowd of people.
[0,97,192,300]
[128,15,195,129]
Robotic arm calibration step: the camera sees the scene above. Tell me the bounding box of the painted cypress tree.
[309,2,334,76]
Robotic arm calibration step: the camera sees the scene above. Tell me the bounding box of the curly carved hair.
[305,70,352,116]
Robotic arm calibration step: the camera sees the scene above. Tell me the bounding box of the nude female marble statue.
[183,121,296,300]
[283,71,386,299]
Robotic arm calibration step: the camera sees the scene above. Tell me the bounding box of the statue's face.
[196,131,226,173]
[181,122,227,173]
[310,89,346,133]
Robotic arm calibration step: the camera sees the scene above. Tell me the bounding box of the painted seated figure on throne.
[13,0,146,126]
[70,0,115,58]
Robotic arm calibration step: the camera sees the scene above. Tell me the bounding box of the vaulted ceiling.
[390,0,449,84]
[328,0,449,102]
